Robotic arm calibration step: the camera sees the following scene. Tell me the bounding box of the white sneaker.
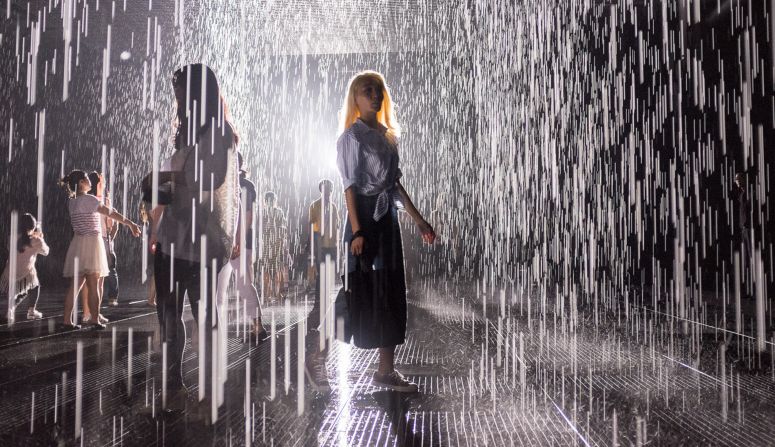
[98,314,109,324]
[372,371,419,393]
[27,309,43,320]
[108,299,119,307]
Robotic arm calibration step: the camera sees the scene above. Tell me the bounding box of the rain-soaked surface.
[2,282,775,445]
[2,0,775,445]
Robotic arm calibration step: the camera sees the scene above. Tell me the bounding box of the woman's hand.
[417,219,436,244]
[127,221,142,237]
[350,235,365,256]
[231,245,241,260]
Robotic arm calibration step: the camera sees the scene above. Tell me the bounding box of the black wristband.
[350,230,365,243]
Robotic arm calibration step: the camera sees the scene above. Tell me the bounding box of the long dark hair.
[172,64,223,150]
[17,213,37,253]
[59,170,88,198]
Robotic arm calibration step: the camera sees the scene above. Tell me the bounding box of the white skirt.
[0,266,39,296]
[63,234,109,277]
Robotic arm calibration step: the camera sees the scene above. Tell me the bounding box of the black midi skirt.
[342,194,407,349]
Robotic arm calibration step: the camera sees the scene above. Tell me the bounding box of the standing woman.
[260,191,287,300]
[142,64,239,394]
[336,71,436,392]
[60,170,141,329]
[80,172,118,323]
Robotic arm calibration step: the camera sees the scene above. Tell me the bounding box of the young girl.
[60,170,141,329]
[1,213,49,322]
[79,171,118,323]
[327,70,436,392]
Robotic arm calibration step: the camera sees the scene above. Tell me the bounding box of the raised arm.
[97,204,142,237]
[105,197,119,239]
[31,233,50,256]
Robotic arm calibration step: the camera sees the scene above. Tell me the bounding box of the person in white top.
[1,213,49,322]
[216,155,267,340]
[79,171,120,324]
[59,170,141,330]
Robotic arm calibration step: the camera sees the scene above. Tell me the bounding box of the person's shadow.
[372,390,431,446]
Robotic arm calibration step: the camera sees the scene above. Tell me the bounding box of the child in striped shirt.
[59,170,141,329]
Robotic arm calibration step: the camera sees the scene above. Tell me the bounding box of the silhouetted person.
[216,154,267,339]
[1,213,49,322]
[142,64,239,399]
[732,172,751,260]
[308,179,339,295]
[260,191,288,300]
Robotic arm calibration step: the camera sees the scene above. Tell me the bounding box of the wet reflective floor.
[1,280,774,446]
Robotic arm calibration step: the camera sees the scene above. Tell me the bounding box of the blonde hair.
[338,70,401,145]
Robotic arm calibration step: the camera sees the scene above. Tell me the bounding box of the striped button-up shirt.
[336,119,403,221]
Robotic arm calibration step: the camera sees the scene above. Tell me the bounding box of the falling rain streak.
[0,0,774,446]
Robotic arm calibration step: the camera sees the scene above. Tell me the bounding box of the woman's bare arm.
[395,181,424,224]
[97,205,141,237]
[344,187,365,255]
[396,181,436,244]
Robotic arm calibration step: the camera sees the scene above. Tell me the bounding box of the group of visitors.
[3,65,443,403]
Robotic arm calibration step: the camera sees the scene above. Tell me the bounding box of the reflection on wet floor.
[1,281,775,445]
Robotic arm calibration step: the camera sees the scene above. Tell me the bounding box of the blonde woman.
[334,70,436,392]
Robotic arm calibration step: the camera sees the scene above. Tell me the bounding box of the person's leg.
[261,266,270,300]
[153,250,167,334]
[95,276,110,323]
[377,347,395,375]
[147,273,157,306]
[236,251,264,333]
[186,259,218,398]
[105,252,119,305]
[80,285,90,319]
[169,275,187,388]
[26,286,42,319]
[155,253,187,388]
[274,266,284,298]
[304,263,326,378]
[267,265,276,298]
[216,259,233,316]
[111,252,119,303]
[26,286,40,310]
[64,276,85,325]
[84,274,103,327]
[97,277,105,313]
